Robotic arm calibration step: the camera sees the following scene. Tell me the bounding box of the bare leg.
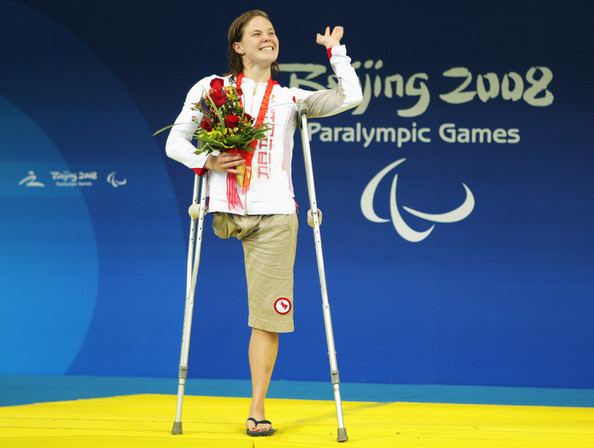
[246,328,279,433]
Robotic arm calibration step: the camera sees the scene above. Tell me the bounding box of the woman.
[165,10,362,436]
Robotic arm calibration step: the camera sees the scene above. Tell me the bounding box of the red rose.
[236,87,243,96]
[210,77,224,90]
[224,114,240,128]
[210,88,227,107]
[243,113,254,124]
[200,117,213,131]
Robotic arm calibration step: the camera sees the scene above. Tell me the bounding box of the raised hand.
[316,26,344,49]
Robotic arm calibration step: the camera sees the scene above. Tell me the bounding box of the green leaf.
[152,122,195,137]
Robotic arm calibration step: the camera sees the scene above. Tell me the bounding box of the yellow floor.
[0,394,593,448]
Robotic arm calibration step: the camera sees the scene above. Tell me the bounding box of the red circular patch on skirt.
[274,297,292,315]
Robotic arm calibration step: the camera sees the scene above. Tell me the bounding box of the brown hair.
[227,10,279,79]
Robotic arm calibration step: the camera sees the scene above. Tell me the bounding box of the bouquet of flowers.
[154,77,270,210]
[193,77,269,191]
[194,78,267,152]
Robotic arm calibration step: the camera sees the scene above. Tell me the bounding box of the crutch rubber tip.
[337,427,348,442]
[188,204,200,219]
[171,421,183,435]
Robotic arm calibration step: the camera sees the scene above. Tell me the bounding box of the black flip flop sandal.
[246,417,277,437]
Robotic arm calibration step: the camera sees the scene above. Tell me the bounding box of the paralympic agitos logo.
[360,159,475,242]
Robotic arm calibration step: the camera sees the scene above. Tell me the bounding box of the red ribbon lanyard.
[224,74,275,210]
[236,73,275,148]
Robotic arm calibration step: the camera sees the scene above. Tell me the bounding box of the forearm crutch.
[172,173,208,435]
[299,111,348,443]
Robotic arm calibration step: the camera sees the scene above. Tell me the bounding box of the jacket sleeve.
[291,45,363,118]
[165,78,217,174]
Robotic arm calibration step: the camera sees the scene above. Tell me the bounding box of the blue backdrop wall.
[1,0,593,388]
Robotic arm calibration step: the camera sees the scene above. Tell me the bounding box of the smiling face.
[233,15,279,70]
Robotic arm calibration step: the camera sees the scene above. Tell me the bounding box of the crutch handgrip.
[307,209,323,228]
[188,203,201,219]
